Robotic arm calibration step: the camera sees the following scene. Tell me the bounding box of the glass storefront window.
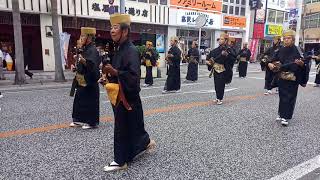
[149,0,158,3]
[240,7,245,16]
[229,6,234,14]
[276,11,284,24]
[223,5,228,13]
[235,7,239,15]
[268,9,276,23]
[160,0,167,5]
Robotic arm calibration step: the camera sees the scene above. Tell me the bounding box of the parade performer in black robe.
[225,37,237,84]
[312,51,320,87]
[163,36,182,93]
[70,27,100,129]
[102,14,155,172]
[142,41,157,87]
[268,30,310,126]
[261,36,281,95]
[185,41,200,82]
[238,43,251,78]
[206,33,232,105]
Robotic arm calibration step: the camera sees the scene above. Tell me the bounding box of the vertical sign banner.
[289,8,298,31]
[249,39,259,61]
[253,23,264,39]
[60,32,71,66]
[156,34,165,53]
[255,0,267,23]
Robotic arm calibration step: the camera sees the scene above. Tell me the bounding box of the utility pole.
[12,0,26,85]
[51,0,66,82]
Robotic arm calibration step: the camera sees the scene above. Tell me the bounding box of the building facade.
[0,0,169,71]
[303,0,320,51]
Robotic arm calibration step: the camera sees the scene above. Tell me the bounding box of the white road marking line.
[269,155,320,180]
[102,88,238,103]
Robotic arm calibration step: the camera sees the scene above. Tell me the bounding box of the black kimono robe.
[186,47,200,81]
[143,48,157,85]
[238,48,251,78]
[164,45,181,91]
[207,45,230,100]
[225,46,237,84]
[263,45,281,90]
[72,43,100,126]
[108,40,150,166]
[273,45,308,120]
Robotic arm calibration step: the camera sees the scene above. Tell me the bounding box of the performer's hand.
[71,64,76,72]
[222,50,228,56]
[206,60,212,65]
[268,63,275,70]
[167,54,174,58]
[295,59,304,67]
[103,64,118,76]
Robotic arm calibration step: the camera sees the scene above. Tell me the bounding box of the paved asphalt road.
[0,64,320,180]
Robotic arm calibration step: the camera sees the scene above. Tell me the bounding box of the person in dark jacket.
[185,41,200,82]
[142,41,157,87]
[70,27,100,129]
[102,14,155,172]
[237,43,251,78]
[163,36,182,93]
[261,36,281,95]
[268,30,309,126]
[206,33,233,105]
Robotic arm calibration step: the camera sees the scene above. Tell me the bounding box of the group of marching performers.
[67,12,318,172]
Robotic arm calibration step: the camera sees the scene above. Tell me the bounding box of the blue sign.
[156,34,165,53]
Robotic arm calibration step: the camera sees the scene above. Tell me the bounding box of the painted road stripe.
[269,155,320,180]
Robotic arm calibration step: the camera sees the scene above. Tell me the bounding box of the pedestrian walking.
[163,36,182,93]
[102,14,155,172]
[237,43,251,78]
[142,41,157,87]
[268,30,310,126]
[225,37,237,85]
[206,33,233,105]
[262,36,281,95]
[69,27,100,129]
[185,41,200,82]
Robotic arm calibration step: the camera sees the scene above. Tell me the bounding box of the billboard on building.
[255,0,267,23]
[176,10,221,29]
[223,16,246,28]
[265,24,283,36]
[170,0,222,12]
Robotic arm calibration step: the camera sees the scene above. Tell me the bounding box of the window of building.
[241,0,246,5]
[160,0,167,5]
[222,5,228,13]
[235,6,240,15]
[223,0,228,2]
[305,0,311,3]
[268,9,276,23]
[138,0,147,2]
[240,7,245,16]
[229,6,234,14]
[149,0,158,4]
[276,11,284,24]
[230,0,234,3]
[284,12,289,21]
[236,0,240,4]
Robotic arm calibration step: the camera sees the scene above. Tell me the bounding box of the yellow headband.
[110,14,131,26]
[283,30,296,37]
[81,27,96,35]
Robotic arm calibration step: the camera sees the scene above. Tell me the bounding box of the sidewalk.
[0,63,263,92]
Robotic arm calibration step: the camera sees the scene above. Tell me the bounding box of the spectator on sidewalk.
[23,39,34,79]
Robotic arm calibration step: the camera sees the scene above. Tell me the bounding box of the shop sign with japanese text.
[266,24,283,35]
[253,23,264,39]
[170,0,222,12]
[89,0,150,22]
[223,16,246,28]
[176,10,221,28]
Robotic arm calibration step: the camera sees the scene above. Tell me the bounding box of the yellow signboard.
[266,25,283,35]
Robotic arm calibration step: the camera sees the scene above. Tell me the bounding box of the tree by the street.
[51,0,66,82]
[12,0,26,85]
